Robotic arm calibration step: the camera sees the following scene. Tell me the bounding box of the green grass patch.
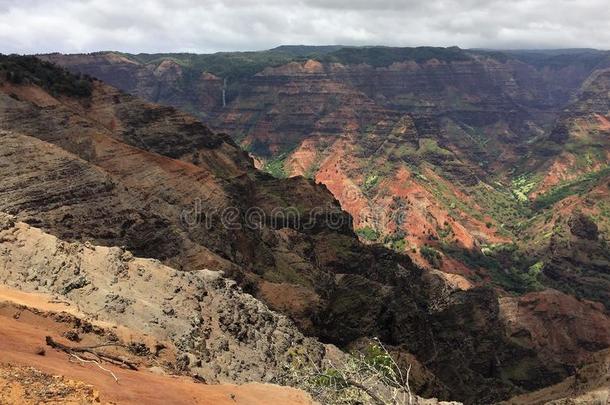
[363,173,379,191]
[511,173,540,202]
[440,242,544,293]
[533,167,610,210]
[263,154,288,178]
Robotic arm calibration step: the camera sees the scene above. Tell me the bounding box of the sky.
[0,0,609,54]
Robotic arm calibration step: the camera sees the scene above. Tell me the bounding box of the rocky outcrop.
[41,52,225,119]
[501,349,610,405]
[0,213,326,384]
[0,214,465,405]
[569,213,599,240]
[500,290,610,368]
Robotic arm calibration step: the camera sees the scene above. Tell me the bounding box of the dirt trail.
[0,297,314,405]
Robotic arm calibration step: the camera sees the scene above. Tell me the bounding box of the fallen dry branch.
[47,299,71,306]
[69,353,119,382]
[45,336,138,371]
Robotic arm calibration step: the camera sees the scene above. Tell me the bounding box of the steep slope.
[501,348,610,405]
[510,68,610,310]
[525,68,610,199]
[1,55,610,404]
[0,301,315,405]
[40,48,610,293]
[0,212,328,383]
[0,215,465,405]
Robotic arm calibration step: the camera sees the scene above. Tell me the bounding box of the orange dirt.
[0,299,314,405]
[286,138,319,177]
[0,82,60,107]
[315,139,369,228]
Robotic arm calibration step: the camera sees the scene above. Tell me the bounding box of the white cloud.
[0,0,608,54]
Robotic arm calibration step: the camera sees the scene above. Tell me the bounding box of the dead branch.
[47,299,71,306]
[45,336,138,371]
[69,353,119,383]
[346,378,387,405]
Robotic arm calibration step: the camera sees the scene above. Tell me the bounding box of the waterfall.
[222,77,227,108]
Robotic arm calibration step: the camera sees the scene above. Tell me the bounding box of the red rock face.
[530,70,610,198]
[500,290,610,366]
[219,65,392,156]
[42,50,610,285]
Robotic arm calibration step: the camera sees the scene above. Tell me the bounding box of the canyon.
[43,46,610,300]
[0,48,607,404]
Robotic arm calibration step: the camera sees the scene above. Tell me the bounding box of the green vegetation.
[504,49,608,71]
[127,50,296,81]
[470,182,530,234]
[285,339,413,405]
[356,226,379,241]
[362,173,380,194]
[263,154,288,178]
[441,242,544,293]
[511,173,540,202]
[438,222,454,239]
[533,167,610,210]
[319,46,471,67]
[126,50,300,103]
[127,46,471,78]
[414,163,484,221]
[303,163,319,180]
[391,139,454,165]
[417,138,453,158]
[591,199,610,236]
[0,54,93,97]
[123,46,473,104]
[381,231,407,252]
[420,245,442,268]
[390,238,406,251]
[303,154,323,180]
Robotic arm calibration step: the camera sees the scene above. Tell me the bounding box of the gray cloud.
[0,0,608,54]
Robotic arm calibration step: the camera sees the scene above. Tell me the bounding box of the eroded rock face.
[0,215,465,405]
[501,349,610,405]
[500,291,610,369]
[569,213,599,240]
[0,214,326,384]
[40,52,225,120]
[39,49,610,284]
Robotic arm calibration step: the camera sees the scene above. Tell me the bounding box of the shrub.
[283,339,413,405]
[356,226,379,241]
[420,245,442,267]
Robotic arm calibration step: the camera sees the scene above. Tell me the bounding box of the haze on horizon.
[0,0,609,55]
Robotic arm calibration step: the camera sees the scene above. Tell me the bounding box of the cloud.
[0,0,608,54]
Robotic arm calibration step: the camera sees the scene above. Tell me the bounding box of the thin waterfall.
[222,77,227,107]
